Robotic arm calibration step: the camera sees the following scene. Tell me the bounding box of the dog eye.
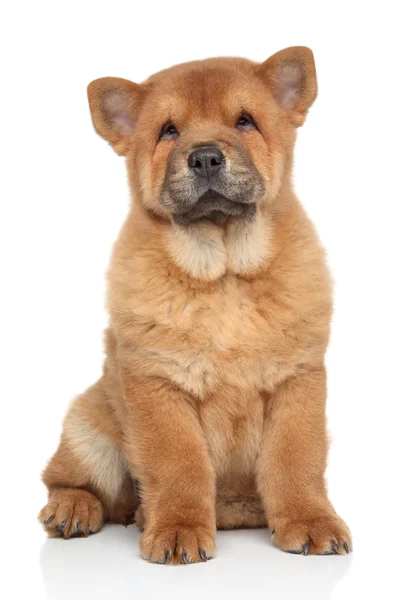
[236,114,258,131]
[159,123,179,141]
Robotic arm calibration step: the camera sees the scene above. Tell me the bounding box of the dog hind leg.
[38,378,139,538]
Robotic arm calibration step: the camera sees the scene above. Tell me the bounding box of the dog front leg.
[122,374,216,565]
[257,365,352,555]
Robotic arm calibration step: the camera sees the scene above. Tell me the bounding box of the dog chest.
[132,275,297,399]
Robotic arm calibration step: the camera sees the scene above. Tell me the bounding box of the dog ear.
[257,47,317,126]
[87,77,145,155]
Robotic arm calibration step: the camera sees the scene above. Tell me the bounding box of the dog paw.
[140,523,216,565]
[272,514,352,555]
[38,488,104,539]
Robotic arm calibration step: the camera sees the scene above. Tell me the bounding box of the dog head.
[88,47,317,229]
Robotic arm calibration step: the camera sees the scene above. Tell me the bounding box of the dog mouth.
[172,189,257,226]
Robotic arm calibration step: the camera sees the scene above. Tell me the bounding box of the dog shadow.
[40,525,352,600]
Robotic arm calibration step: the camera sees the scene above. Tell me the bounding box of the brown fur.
[39,47,352,564]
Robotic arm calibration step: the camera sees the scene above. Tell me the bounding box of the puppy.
[39,47,352,564]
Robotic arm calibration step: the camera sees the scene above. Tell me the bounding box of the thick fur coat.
[39,47,352,564]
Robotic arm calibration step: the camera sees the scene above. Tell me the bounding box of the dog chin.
[172,190,257,226]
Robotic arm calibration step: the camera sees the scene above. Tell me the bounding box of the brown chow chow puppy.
[39,47,352,564]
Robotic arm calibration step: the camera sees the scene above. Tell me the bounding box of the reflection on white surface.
[40,525,351,600]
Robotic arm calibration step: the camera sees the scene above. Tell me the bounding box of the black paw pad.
[181,548,191,564]
[156,548,171,564]
[331,540,339,554]
[71,521,82,536]
[302,542,309,555]
[55,520,67,536]
[198,548,207,562]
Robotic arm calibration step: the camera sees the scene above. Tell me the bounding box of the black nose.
[188,147,225,179]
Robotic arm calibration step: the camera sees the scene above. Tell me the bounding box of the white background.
[1,1,399,598]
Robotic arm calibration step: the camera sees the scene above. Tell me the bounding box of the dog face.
[88,47,317,226]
